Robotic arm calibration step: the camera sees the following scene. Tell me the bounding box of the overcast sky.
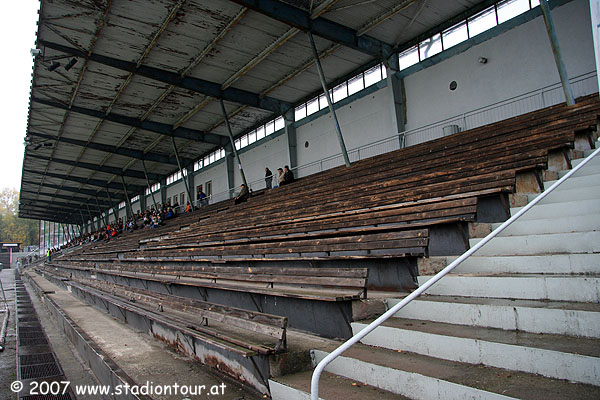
[0,1,40,191]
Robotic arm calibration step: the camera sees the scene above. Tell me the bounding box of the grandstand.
[9,0,600,399]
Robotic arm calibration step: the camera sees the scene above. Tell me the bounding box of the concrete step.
[308,345,600,400]
[270,370,407,400]
[469,231,600,256]
[352,318,600,385]
[527,184,600,204]
[557,164,600,178]
[387,296,600,338]
[417,274,600,302]
[509,199,600,220]
[447,253,600,274]
[542,174,599,191]
[572,152,600,167]
[490,214,600,236]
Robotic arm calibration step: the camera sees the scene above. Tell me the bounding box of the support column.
[105,188,118,223]
[170,137,194,210]
[307,31,350,167]
[120,176,133,220]
[225,147,236,199]
[540,0,575,106]
[384,56,407,147]
[187,168,195,208]
[142,160,159,212]
[284,108,298,170]
[219,99,248,188]
[160,178,167,209]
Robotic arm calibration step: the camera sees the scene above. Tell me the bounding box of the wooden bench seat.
[38,266,288,355]
[43,262,369,301]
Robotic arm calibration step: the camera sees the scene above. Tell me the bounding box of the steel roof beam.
[21,189,112,208]
[19,197,101,212]
[23,168,147,193]
[27,131,191,167]
[227,0,393,59]
[27,153,161,181]
[38,40,293,114]
[18,212,77,224]
[19,206,81,220]
[30,96,228,147]
[22,180,118,200]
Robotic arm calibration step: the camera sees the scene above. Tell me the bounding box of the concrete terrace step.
[417,274,600,302]
[306,345,600,400]
[490,214,600,236]
[270,370,407,400]
[447,253,600,274]
[469,231,600,256]
[509,199,600,220]
[387,296,600,338]
[543,174,599,191]
[527,184,600,204]
[572,152,600,167]
[352,318,600,385]
[557,163,600,178]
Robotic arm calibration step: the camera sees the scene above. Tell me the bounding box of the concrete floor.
[24,269,262,400]
[0,267,16,400]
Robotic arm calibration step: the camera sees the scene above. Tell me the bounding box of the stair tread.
[272,370,408,400]
[311,345,600,400]
[356,317,600,358]
[403,295,600,312]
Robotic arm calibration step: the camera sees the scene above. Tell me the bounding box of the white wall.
[236,132,289,189]
[295,87,395,169]
[193,161,229,201]
[404,0,596,132]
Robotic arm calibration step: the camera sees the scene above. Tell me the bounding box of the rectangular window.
[119,201,125,209]
[364,64,383,87]
[234,139,241,150]
[194,159,203,171]
[348,74,364,96]
[265,121,274,135]
[274,116,285,131]
[468,6,497,37]
[205,180,212,197]
[248,130,257,144]
[530,0,540,7]
[419,33,443,60]
[497,0,530,24]
[130,195,139,203]
[240,134,248,148]
[220,148,225,158]
[295,104,306,121]
[398,46,419,70]
[333,82,348,102]
[442,21,468,50]
[180,192,185,205]
[256,126,265,140]
[306,97,319,116]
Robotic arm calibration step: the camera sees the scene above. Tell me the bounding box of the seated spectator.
[197,189,208,207]
[234,183,249,205]
[166,206,175,219]
[280,165,295,186]
[184,202,192,213]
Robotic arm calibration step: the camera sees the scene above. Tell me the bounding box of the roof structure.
[20,0,491,224]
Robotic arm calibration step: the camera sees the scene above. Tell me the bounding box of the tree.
[0,187,40,246]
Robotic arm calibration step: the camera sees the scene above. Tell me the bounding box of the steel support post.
[94,197,106,226]
[307,31,351,167]
[105,188,118,223]
[170,137,194,210]
[142,160,160,212]
[85,205,95,232]
[219,99,248,188]
[120,176,134,220]
[540,0,575,106]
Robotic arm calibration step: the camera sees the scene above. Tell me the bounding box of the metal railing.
[310,144,600,399]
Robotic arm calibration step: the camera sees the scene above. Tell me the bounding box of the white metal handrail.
[311,144,600,399]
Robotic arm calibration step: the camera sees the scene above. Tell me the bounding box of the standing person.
[281,165,295,186]
[276,168,284,187]
[197,187,208,207]
[265,167,273,189]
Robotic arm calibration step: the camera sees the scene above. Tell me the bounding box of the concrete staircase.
[270,147,600,399]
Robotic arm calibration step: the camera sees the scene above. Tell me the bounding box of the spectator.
[265,167,273,189]
[184,202,192,213]
[280,165,295,186]
[197,189,208,207]
[276,168,284,187]
[234,183,249,205]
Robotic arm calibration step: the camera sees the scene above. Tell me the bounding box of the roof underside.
[20,0,489,224]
